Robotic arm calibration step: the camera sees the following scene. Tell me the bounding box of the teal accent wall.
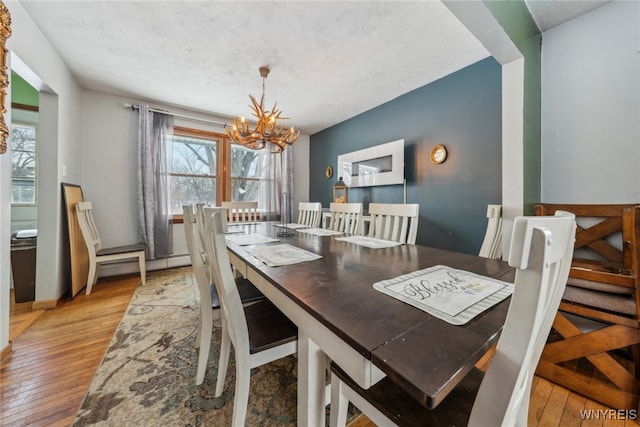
[484,0,542,214]
[310,58,502,254]
[11,72,39,107]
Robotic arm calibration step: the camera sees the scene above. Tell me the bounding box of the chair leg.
[232,353,251,427]
[138,253,146,286]
[196,305,213,385]
[329,372,349,427]
[215,326,231,397]
[85,262,98,294]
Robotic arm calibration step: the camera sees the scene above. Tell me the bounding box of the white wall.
[541,1,640,202]
[2,1,83,353]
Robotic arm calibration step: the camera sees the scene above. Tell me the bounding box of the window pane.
[170,134,217,213]
[12,150,36,178]
[231,144,260,179]
[231,179,259,202]
[12,179,35,204]
[11,123,37,205]
[171,176,216,213]
[172,135,216,176]
[12,124,36,151]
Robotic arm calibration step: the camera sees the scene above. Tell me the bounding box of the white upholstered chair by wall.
[75,201,146,295]
[202,207,297,426]
[329,212,576,427]
[327,202,363,234]
[182,205,264,386]
[221,201,259,223]
[366,203,420,244]
[479,204,503,259]
[297,202,323,227]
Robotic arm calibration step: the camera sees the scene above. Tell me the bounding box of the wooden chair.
[221,201,259,223]
[182,205,264,385]
[75,201,146,295]
[201,207,297,426]
[329,213,576,427]
[534,204,640,410]
[479,204,503,259]
[366,203,420,244]
[326,202,363,234]
[297,202,323,227]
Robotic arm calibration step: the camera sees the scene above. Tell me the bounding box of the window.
[169,126,266,215]
[170,130,219,214]
[230,144,261,202]
[11,122,37,205]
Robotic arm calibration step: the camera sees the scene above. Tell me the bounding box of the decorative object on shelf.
[332,177,348,203]
[276,192,294,237]
[325,165,333,179]
[226,66,300,153]
[430,144,447,164]
[0,2,11,155]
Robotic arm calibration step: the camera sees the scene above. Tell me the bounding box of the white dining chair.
[479,204,503,259]
[182,205,264,386]
[297,202,323,227]
[327,202,363,234]
[329,212,576,427]
[75,201,146,294]
[201,207,297,426]
[221,201,259,223]
[366,203,420,244]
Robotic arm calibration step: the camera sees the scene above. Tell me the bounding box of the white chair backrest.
[328,203,363,234]
[202,207,250,355]
[479,204,503,259]
[469,212,576,427]
[221,201,259,223]
[367,203,420,244]
[75,201,102,254]
[183,205,212,305]
[298,202,323,227]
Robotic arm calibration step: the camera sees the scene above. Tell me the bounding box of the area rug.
[72,266,299,426]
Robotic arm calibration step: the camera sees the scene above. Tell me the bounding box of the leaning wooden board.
[62,183,89,297]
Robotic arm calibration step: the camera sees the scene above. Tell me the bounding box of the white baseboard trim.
[98,254,191,278]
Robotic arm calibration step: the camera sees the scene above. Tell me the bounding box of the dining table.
[224,222,516,427]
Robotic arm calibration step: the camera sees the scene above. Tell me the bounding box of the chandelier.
[226,66,300,153]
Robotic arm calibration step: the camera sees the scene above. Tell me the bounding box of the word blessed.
[402,271,466,300]
[580,409,637,420]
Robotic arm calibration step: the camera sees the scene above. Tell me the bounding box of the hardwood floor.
[2,273,635,426]
[2,274,139,427]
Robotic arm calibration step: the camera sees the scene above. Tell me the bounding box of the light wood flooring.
[2,271,635,426]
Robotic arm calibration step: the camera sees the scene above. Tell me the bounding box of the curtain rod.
[124,103,229,128]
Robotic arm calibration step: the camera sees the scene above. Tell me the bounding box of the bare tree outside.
[170,135,217,213]
[11,123,37,204]
[231,143,260,202]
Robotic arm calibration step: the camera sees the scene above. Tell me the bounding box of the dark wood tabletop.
[225,222,515,408]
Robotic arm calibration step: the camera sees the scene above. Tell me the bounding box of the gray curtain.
[259,146,294,222]
[137,104,174,259]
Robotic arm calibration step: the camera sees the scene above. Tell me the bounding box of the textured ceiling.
[18,1,608,135]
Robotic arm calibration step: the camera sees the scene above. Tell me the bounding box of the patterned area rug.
[72,267,299,426]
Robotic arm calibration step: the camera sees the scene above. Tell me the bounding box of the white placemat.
[245,243,322,267]
[225,226,246,234]
[373,265,513,325]
[273,223,310,230]
[335,235,403,249]
[298,228,345,236]
[225,233,279,246]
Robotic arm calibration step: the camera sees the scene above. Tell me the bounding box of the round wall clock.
[325,165,334,178]
[430,144,447,164]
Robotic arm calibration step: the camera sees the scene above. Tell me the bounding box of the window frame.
[170,125,262,223]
